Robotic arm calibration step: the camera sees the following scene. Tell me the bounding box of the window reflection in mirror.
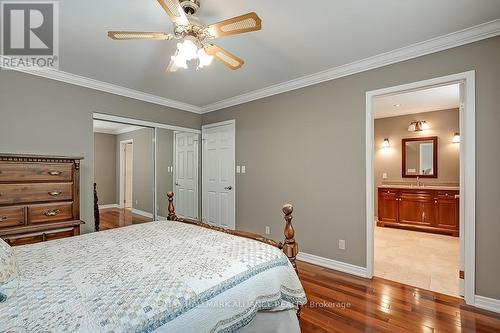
[402,136,438,178]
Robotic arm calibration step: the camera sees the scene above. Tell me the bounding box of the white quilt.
[0,221,306,333]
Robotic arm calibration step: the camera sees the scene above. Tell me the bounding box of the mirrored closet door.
[93,113,201,229]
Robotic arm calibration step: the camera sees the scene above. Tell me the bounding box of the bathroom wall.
[374,108,460,207]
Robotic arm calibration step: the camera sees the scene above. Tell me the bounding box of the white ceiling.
[54,1,500,108]
[373,84,460,119]
[93,120,144,134]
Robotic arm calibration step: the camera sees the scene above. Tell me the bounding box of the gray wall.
[0,70,201,234]
[94,128,174,216]
[116,128,154,214]
[156,128,174,218]
[94,133,117,205]
[202,36,500,299]
[374,109,460,208]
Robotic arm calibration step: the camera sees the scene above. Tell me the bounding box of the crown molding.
[93,125,142,135]
[1,18,499,115]
[0,56,203,114]
[201,18,500,113]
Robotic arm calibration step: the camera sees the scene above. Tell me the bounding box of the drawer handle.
[0,216,7,222]
[44,209,61,217]
[48,171,62,176]
[48,191,62,196]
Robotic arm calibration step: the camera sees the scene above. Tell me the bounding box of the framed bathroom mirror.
[402,136,438,178]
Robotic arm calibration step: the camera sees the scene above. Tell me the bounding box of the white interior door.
[202,121,235,229]
[174,132,199,219]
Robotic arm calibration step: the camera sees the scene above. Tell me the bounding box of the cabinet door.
[435,193,459,234]
[399,192,434,226]
[378,190,398,222]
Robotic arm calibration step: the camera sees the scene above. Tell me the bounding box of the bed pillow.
[0,238,18,302]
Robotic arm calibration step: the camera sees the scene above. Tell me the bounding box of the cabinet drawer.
[0,183,73,205]
[2,227,77,246]
[0,163,72,182]
[400,192,433,202]
[0,206,25,228]
[28,202,73,224]
[437,191,459,199]
[4,234,44,246]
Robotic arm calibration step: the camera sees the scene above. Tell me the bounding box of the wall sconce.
[382,138,390,148]
[408,121,430,132]
[452,132,460,143]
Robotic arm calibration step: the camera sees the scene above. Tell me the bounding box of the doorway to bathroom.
[365,72,476,304]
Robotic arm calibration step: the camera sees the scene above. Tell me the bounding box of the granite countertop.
[378,184,460,191]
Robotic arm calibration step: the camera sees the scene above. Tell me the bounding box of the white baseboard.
[157,215,168,221]
[99,204,120,209]
[131,208,154,219]
[297,252,368,278]
[474,295,500,313]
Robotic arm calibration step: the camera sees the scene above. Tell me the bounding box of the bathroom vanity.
[377,185,459,236]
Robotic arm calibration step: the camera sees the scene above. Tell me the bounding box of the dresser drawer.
[28,202,73,224]
[0,206,25,228]
[2,227,77,246]
[0,163,72,182]
[0,183,73,204]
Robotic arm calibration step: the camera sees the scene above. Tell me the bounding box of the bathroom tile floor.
[374,226,460,296]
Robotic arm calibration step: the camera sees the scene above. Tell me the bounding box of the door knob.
[175,182,180,186]
[224,186,233,190]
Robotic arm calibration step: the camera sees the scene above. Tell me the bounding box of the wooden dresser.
[0,154,84,246]
[377,186,459,236]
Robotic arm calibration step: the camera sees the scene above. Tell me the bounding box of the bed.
[0,192,307,332]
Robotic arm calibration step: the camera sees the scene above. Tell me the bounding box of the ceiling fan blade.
[108,31,174,40]
[207,12,262,38]
[157,0,189,26]
[204,44,244,70]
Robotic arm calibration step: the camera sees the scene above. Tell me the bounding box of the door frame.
[119,139,133,208]
[365,71,476,305]
[201,120,236,229]
[173,131,200,219]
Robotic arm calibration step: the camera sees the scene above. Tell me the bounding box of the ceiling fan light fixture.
[108,0,262,72]
[171,52,188,69]
[177,37,198,61]
[197,48,213,68]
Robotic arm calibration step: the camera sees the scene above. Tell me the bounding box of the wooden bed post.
[282,204,298,272]
[167,192,177,221]
[282,203,301,318]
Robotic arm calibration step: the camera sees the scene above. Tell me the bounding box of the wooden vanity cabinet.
[377,187,459,236]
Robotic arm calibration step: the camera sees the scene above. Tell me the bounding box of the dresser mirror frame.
[402,136,438,178]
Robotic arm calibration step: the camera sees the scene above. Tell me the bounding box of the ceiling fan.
[108,0,262,72]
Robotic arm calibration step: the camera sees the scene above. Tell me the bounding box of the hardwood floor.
[297,261,500,333]
[99,208,152,230]
[94,212,500,332]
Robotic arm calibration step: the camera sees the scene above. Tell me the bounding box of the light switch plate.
[265,226,270,235]
[382,172,387,179]
[241,166,246,174]
[236,166,241,173]
[339,239,346,250]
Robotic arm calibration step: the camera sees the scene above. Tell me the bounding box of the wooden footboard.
[166,192,301,317]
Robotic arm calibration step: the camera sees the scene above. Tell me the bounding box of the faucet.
[416,176,422,187]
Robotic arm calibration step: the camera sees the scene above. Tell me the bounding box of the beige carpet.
[374,226,460,297]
